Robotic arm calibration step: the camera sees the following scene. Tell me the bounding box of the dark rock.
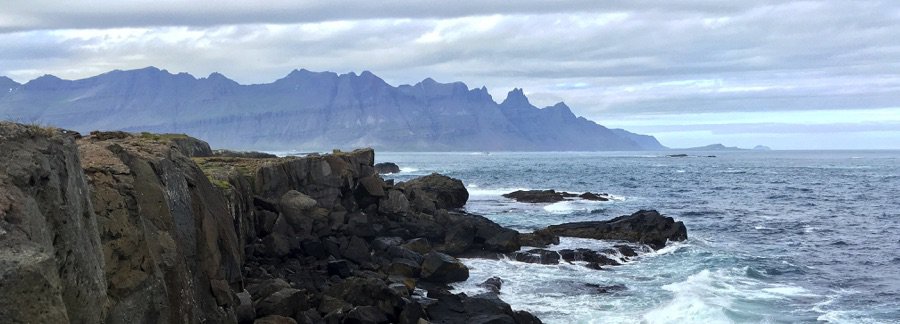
[236,291,256,323]
[443,223,476,254]
[615,244,638,257]
[579,192,610,201]
[341,236,372,264]
[378,189,409,215]
[504,189,609,203]
[502,189,571,203]
[420,252,469,283]
[388,259,422,277]
[374,162,401,174]
[510,249,560,265]
[398,173,468,209]
[402,238,432,254]
[256,288,308,318]
[586,283,627,294]
[344,305,390,324]
[254,315,298,324]
[535,210,687,249]
[327,260,352,278]
[470,314,516,324]
[262,234,293,258]
[358,175,386,198]
[324,277,404,316]
[513,310,543,324]
[479,277,503,293]
[518,232,560,247]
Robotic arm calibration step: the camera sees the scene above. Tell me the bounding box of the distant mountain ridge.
[0,67,666,151]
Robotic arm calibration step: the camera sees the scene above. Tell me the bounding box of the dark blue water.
[375,151,900,323]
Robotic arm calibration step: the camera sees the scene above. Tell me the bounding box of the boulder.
[374,162,401,174]
[255,288,308,318]
[479,277,503,293]
[420,252,469,283]
[378,189,409,215]
[399,173,468,209]
[388,259,422,277]
[535,210,687,249]
[402,238,432,254]
[345,305,390,324]
[327,260,352,278]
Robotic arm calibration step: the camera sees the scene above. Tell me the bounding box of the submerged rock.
[535,210,687,249]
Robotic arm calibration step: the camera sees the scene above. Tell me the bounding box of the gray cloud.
[1,1,899,148]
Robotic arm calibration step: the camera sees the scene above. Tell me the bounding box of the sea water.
[375,151,900,324]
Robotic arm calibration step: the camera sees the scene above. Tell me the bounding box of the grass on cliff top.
[193,157,281,189]
[138,132,190,142]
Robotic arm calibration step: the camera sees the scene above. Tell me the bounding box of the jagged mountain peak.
[501,88,531,107]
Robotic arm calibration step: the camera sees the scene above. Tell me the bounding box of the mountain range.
[0,67,665,151]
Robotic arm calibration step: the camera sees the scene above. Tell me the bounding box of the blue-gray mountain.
[0,67,665,151]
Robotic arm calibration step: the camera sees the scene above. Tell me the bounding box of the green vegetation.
[138,132,190,142]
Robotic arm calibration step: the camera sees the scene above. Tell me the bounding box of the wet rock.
[585,283,627,294]
[341,236,372,264]
[502,189,574,203]
[324,277,404,316]
[509,249,560,265]
[614,244,638,257]
[535,210,687,249]
[503,189,609,203]
[513,310,543,324]
[578,192,610,201]
[398,173,468,209]
[421,252,469,283]
[479,277,503,293]
[374,162,401,174]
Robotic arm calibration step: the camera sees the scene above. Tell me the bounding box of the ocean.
[375,151,900,324]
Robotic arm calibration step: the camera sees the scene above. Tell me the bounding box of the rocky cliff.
[0,67,665,151]
[0,122,685,323]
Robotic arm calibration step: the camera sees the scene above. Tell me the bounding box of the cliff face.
[0,67,665,151]
[0,123,107,323]
[78,131,242,323]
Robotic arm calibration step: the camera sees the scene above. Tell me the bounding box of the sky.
[2,1,899,149]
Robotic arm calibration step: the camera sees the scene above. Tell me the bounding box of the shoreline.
[0,122,686,324]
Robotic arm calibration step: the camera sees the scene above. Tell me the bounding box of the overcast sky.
[2,0,899,149]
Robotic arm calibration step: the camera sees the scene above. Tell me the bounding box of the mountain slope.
[0,67,665,151]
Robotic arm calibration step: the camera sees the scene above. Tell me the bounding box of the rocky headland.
[0,122,686,324]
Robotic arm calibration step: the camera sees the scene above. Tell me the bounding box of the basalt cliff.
[0,121,685,323]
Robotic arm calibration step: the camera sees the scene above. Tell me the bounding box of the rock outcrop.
[534,210,687,249]
[374,162,400,174]
[0,123,687,324]
[0,123,107,324]
[503,189,610,203]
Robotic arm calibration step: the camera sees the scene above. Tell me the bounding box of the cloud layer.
[2,1,899,148]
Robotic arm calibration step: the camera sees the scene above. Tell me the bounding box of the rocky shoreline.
[0,122,687,324]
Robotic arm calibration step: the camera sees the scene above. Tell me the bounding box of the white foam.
[468,187,531,198]
[399,166,419,173]
[542,199,608,214]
